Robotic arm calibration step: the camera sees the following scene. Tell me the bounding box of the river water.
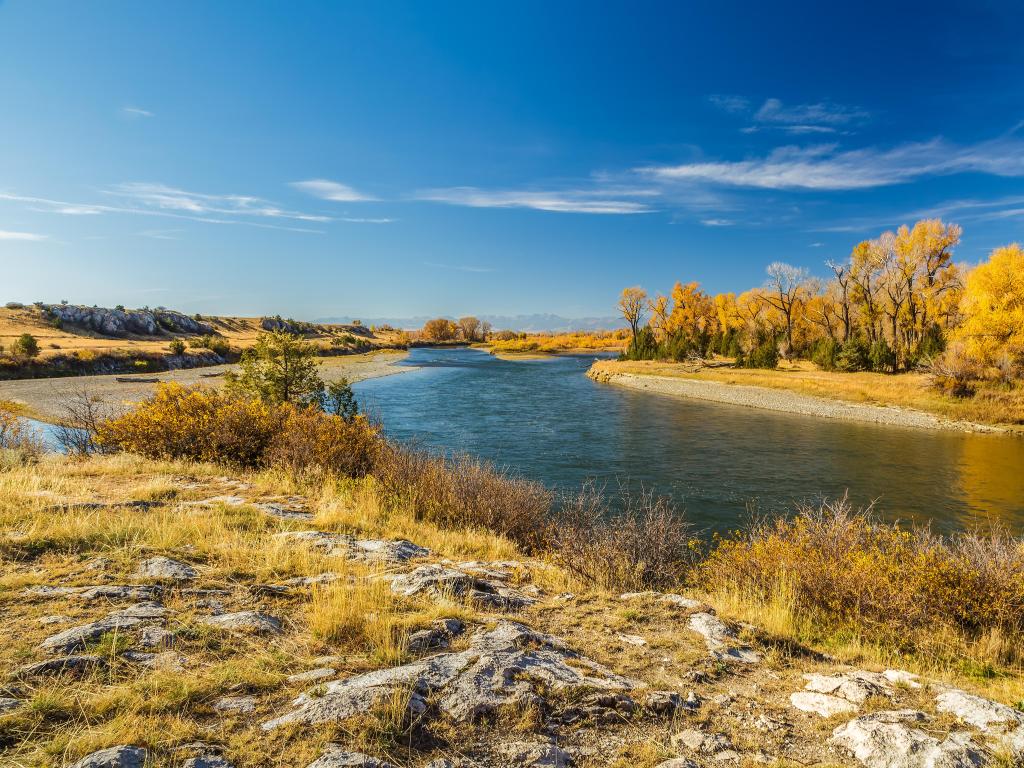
[353,347,1024,534]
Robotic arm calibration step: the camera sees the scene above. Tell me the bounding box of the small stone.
[199,611,283,635]
[38,615,70,625]
[70,745,148,768]
[0,697,22,713]
[140,626,176,648]
[184,757,235,768]
[802,671,893,704]
[500,742,572,767]
[307,748,398,768]
[617,633,646,646]
[644,691,683,714]
[671,729,732,754]
[135,556,197,581]
[214,696,256,714]
[687,613,760,664]
[655,760,699,768]
[288,667,336,684]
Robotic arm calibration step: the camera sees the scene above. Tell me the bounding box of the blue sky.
[2,1,1023,319]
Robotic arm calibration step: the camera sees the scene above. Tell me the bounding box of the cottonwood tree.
[763,262,810,355]
[618,286,648,349]
[953,244,1024,367]
[457,316,482,342]
[422,318,457,341]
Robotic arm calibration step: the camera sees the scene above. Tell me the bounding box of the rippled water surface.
[354,347,1024,533]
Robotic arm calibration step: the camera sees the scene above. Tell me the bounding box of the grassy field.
[485,330,628,357]
[592,358,1024,428]
[1,453,1021,767]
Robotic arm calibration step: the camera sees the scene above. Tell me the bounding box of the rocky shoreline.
[588,367,1004,434]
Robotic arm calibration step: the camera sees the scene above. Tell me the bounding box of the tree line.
[618,218,1024,386]
[420,316,492,342]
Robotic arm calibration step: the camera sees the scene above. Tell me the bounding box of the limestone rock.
[803,671,893,704]
[264,620,639,730]
[140,626,176,648]
[184,757,235,768]
[213,696,256,714]
[790,691,859,717]
[408,617,466,652]
[199,611,282,635]
[16,654,106,679]
[671,728,733,754]
[0,697,22,713]
[500,741,572,766]
[935,688,1024,732]
[135,556,197,581]
[45,304,211,338]
[24,584,161,601]
[654,760,699,768]
[274,530,430,563]
[687,612,760,664]
[830,710,984,768]
[390,564,535,610]
[306,748,398,768]
[40,614,144,653]
[69,745,148,768]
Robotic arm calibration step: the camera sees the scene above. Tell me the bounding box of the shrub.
[700,497,1024,659]
[549,483,698,591]
[811,338,840,371]
[737,339,778,369]
[168,339,186,356]
[0,405,45,462]
[322,378,358,421]
[834,338,870,372]
[189,334,230,356]
[96,383,379,475]
[12,333,39,360]
[4,301,24,310]
[621,326,659,361]
[372,445,553,552]
[869,338,896,373]
[930,341,980,397]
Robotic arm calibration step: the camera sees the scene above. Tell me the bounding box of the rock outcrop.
[263,620,641,730]
[69,745,148,768]
[44,304,212,337]
[830,710,984,768]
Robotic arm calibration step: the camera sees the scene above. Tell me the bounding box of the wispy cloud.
[416,186,655,214]
[809,242,825,247]
[290,179,376,202]
[0,189,326,234]
[121,106,154,118]
[138,229,181,240]
[640,133,1024,190]
[708,94,749,114]
[0,229,47,241]
[754,98,869,127]
[424,261,495,273]
[700,218,735,226]
[107,182,331,222]
[341,217,394,224]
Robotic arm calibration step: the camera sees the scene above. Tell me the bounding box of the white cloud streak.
[121,106,154,118]
[754,98,869,127]
[0,229,47,241]
[416,186,655,214]
[640,134,1024,191]
[290,179,376,202]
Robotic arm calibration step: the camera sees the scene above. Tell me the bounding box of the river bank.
[588,360,1010,433]
[0,348,412,423]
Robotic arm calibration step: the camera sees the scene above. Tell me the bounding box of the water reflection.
[355,347,1024,534]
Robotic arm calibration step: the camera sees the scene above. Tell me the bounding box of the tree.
[763,262,810,355]
[457,316,482,342]
[952,243,1024,368]
[422,317,457,341]
[826,259,854,341]
[322,378,359,421]
[12,333,39,360]
[479,320,492,341]
[618,286,647,349]
[225,331,324,406]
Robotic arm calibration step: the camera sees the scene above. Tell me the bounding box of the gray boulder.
[16,654,106,679]
[935,688,1024,732]
[184,758,235,768]
[69,745,148,768]
[0,697,22,713]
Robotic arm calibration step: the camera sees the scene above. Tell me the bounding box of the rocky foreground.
[1,459,1022,767]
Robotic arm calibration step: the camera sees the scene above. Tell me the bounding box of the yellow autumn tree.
[953,244,1024,367]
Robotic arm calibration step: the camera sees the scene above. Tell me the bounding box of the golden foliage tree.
[952,244,1024,367]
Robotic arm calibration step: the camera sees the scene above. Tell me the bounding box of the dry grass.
[594,358,1024,427]
[487,329,628,357]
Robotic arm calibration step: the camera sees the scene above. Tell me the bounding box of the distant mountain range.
[316,314,623,333]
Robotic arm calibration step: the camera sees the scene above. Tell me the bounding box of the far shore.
[588,360,1010,434]
[0,348,412,424]
[484,345,623,361]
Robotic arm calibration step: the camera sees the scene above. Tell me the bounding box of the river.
[353,347,1024,534]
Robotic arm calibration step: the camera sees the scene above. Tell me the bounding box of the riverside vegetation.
[609,220,1024,427]
[1,332,1022,767]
